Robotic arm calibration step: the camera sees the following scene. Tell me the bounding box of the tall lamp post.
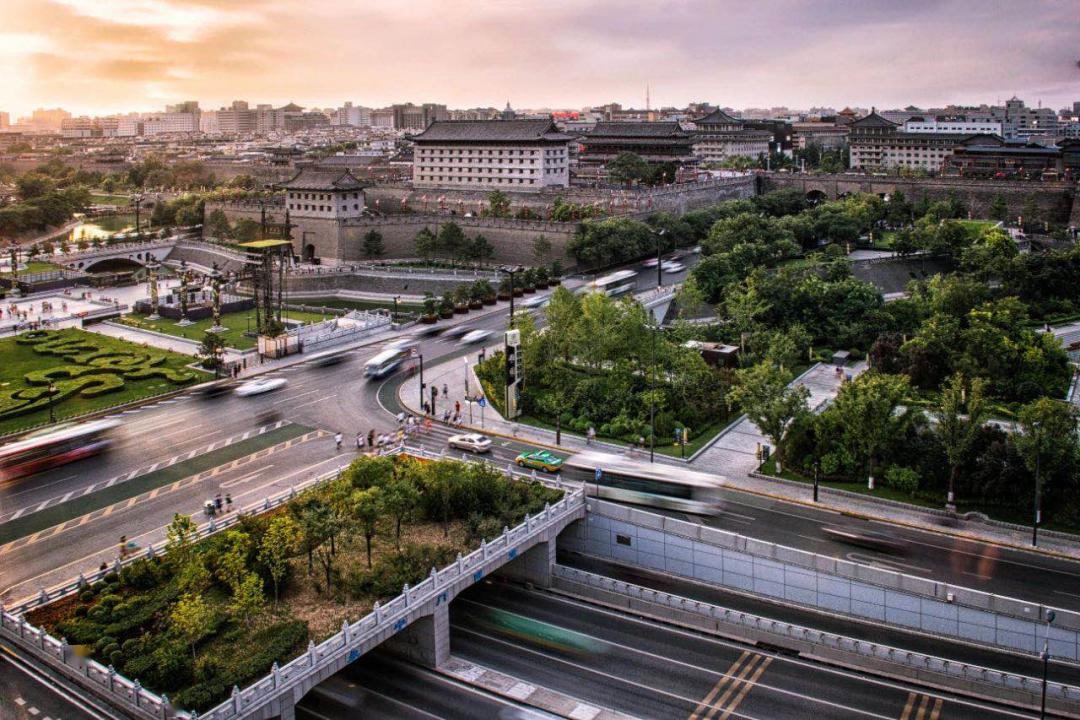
[648,312,660,462]
[392,295,401,323]
[499,266,524,328]
[1041,610,1056,719]
[1033,420,1043,547]
[417,353,426,413]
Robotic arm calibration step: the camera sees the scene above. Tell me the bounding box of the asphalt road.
[449,581,1049,720]
[0,643,116,720]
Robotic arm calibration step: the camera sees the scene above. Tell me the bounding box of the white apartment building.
[410,119,572,190]
[335,103,372,127]
[144,111,200,135]
[903,117,1003,135]
[117,117,143,137]
[61,117,94,138]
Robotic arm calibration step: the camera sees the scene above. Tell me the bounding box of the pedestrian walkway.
[400,352,1080,558]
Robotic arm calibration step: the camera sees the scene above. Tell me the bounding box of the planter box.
[439,310,454,319]
[454,305,469,314]
[468,301,483,310]
[497,292,511,301]
[523,286,536,294]
[483,297,498,306]
[512,289,525,297]
[420,314,438,324]
[536,282,549,290]
[550,278,562,286]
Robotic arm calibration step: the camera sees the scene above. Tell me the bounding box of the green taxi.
[514,449,564,473]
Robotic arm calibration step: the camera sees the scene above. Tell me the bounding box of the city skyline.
[2,0,1079,118]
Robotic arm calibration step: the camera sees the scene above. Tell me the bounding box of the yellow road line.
[687,651,750,720]
[914,694,930,720]
[703,654,763,720]
[928,697,943,720]
[717,656,772,720]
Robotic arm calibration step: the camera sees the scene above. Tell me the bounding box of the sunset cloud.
[1,0,1077,117]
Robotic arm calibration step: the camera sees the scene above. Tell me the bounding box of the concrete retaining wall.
[560,501,1080,661]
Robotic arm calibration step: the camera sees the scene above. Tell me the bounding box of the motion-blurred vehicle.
[642,257,660,268]
[364,347,412,379]
[822,525,907,554]
[417,325,445,338]
[580,270,637,297]
[448,433,492,454]
[0,419,120,481]
[460,329,493,345]
[193,379,236,398]
[309,350,349,367]
[523,295,550,309]
[444,325,473,340]
[384,338,419,353]
[468,605,605,659]
[689,245,702,254]
[514,449,564,473]
[256,409,282,425]
[234,377,287,397]
[564,450,724,515]
[661,261,686,273]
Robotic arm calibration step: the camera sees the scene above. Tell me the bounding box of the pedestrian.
[334,432,343,450]
[225,493,232,512]
[214,494,223,511]
[442,383,448,398]
[455,400,461,416]
[368,429,375,448]
[356,432,363,450]
[587,426,595,445]
[443,408,451,423]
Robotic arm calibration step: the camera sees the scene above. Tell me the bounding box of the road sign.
[595,468,603,482]
[478,396,486,407]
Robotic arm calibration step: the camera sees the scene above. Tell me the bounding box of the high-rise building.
[217,100,256,135]
[334,102,372,127]
[145,102,200,135]
[0,112,9,130]
[992,97,1058,137]
[392,103,448,131]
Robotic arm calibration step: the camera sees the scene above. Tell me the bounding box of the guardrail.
[289,264,501,281]
[553,566,1078,710]
[0,444,578,720]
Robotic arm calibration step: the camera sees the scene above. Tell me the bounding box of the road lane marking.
[927,696,943,720]
[716,656,771,720]
[220,467,272,489]
[290,394,337,411]
[899,692,916,720]
[688,650,749,720]
[701,653,760,720]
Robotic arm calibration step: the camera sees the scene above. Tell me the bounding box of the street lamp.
[648,314,659,462]
[417,352,425,413]
[1033,420,1043,547]
[47,382,57,423]
[498,266,524,328]
[813,460,821,503]
[392,295,401,322]
[652,228,666,288]
[1041,610,1056,719]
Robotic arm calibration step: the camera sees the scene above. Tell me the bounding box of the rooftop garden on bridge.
[28,455,563,713]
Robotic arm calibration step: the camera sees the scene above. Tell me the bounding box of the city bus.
[0,419,121,482]
[564,450,725,515]
[363,347,412,379]
[579,270,638,297]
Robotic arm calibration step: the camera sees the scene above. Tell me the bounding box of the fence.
[0,444,578,720]
[553,566,1079,713]
[289,263,500,282]
[566,501,1080,661]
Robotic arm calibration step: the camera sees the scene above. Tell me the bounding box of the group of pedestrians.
[336,413,433,456]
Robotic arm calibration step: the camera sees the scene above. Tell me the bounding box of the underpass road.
[449,581,1048,720]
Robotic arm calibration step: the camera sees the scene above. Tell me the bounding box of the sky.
[2,0,1079,118]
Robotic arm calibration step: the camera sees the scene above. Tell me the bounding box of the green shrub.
[883,466,920,496]
[78,589,95,603]
[120,558,163,590]
[73,606,88,618]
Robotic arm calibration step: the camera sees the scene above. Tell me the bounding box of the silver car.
[448,433,492,453]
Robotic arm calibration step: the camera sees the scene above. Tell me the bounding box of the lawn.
[0,328,202,436]
[89,192,133,206]
[27,455,563,714]
[3,261,63,277]
[118,309,333,350]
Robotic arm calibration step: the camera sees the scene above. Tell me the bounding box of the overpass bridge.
[52,237,250,276]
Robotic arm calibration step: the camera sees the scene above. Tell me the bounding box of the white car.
[448,433,492,454]
[234,377,288,397]
[444,325,473,339]
[523,294,549,309]
[460,329,492,345]
[662,261,686,274]
[642,257,660,268]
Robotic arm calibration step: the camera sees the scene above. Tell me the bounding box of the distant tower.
[646,83,651,112]
[501,101,516,121]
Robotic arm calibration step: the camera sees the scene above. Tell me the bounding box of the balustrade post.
[307,640,317,667]
[133,679,142,707]
[38,588,47,605]
[456,553,463,572]
[160,694,169,719]
[342,620,351,645]
[77,573,87,588]
[107,665,116,692]
[232,685,243,714]
[19,616,26,638]
[374,601,382,623]
[430,567,437,585]
[402,584,410,607]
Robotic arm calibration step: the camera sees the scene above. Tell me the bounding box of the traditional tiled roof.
[408,119,574,143]
[693,109,741,126]
[850,111,899,129]
[587,121,691,139]
[276,167,369,191]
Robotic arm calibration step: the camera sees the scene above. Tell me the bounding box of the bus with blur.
[564,450,725,515]
[363,347,412,379]
[0,419,120,482]
[579,270,638,298]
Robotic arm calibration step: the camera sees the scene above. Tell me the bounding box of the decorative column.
[146,259,160,320]
[208,262,226,332]
[8,243,21,298]
[176,260,193,327]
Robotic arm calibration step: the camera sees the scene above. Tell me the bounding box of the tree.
[258,514,301,607]
[362,230,384,259]
[232,218,261,243]
[607,152,650,187]
[438,222,467,264]
[381,472,421,550]
[423,461,458,538]
[1020,194,1040,232]
[532,235,552,266]
[935,373,989,508]
[827,372,914,489]
[165,513,199,568]
[728,362,810,473]
[171,593,213,662]
[414,227,436,261]
[215,529,252,593]
[1014,398,1080,520]
[229,572,265,623]
[196,330,226,373]
[351,486,382,568]
[341,455,395,490]
[206,209,232,239]
[469,234,495,266]
[487,190,511,218]
[988,195,1009,223]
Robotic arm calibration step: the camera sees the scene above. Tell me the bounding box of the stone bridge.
[759,172,1078,225]
[54,240,176,272]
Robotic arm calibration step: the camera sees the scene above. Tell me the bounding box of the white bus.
[363,347,411,379]
[564,450,725,515]
[579,270,638,297]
